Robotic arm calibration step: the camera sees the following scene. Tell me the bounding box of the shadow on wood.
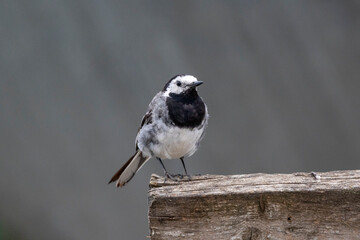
[148,170,360,240]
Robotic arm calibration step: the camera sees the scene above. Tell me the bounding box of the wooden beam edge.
[148,170,360,199]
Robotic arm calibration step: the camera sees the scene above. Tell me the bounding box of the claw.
[176,174,192,180]
[163,171,179,182]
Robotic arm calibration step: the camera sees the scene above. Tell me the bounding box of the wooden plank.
[148,170,360,240]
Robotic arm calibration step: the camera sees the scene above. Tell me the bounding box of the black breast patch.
[166,90,206,128]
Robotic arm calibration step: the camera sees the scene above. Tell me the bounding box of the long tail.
[108,150,150,187]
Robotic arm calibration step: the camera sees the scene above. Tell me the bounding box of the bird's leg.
[157,158,178,182]
[179,157,191,180]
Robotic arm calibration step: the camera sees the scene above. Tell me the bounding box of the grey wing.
[135,91,163,150]
[135,109,152,151]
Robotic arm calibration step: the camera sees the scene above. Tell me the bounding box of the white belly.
[138,124,204,160]
[157,127,203,159]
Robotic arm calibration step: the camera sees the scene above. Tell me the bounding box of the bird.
[108,74,208,187]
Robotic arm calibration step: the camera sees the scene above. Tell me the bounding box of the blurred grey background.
[1,1,360,239]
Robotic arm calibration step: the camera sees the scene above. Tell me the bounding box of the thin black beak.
[188,81,203,88]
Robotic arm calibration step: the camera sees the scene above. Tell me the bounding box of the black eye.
[176,81,181,87]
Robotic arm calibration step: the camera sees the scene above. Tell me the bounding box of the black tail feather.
[108,151,138,184]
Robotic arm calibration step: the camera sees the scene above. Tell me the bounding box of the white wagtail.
[109,74,208,187]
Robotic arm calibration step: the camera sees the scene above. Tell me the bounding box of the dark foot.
[310,171,321,180]
[190,173,203,178]
[177,174,192,180]
[163,172,192,182]
[163,171,179,183]
[168,173,192,180]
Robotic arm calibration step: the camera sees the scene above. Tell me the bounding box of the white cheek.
[164,84,182,96]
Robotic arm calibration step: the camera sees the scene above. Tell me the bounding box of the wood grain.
[148,170,360,240]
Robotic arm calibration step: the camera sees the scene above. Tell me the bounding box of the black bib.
[166,89,206,128]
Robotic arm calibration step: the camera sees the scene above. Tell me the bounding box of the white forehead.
[174,75,198,84]
[163,75,198,96]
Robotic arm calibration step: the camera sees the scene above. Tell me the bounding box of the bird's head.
[162,75,203,96]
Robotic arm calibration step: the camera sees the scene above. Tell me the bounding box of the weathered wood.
[148,170,360,240]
